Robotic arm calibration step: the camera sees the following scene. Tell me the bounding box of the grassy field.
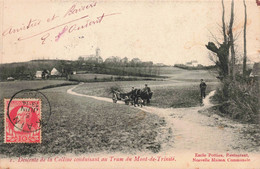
[0,81,165,157]
[149,84,217,108]
[69,67,216,82]
[160,67,217,80]
[0,68,219,157]
[73,67,219,108]
[73,81,218,108]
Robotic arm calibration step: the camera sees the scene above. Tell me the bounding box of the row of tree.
[78,56,159,67]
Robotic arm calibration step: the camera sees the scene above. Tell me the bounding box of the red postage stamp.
[5,99,41,143]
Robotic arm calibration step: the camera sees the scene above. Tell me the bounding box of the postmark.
[4,89,52,143]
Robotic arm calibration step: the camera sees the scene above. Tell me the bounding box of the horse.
[132,89,153,106]
[139,90,153,105]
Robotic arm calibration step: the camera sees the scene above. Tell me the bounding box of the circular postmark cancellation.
[5,89,51,143]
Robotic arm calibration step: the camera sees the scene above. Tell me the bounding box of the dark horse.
[131,89,153,106]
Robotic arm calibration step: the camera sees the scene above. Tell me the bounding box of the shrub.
[213,77,259,123]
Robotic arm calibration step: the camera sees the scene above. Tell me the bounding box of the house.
[51,68,61,76]
[35,71,43,79]
[186,60,198,67]
[82,55,103,63]
[155,63,165,66]
[7,77,15,81]
[105,56,121,63]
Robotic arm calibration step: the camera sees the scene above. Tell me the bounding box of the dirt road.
[67,84,260,153]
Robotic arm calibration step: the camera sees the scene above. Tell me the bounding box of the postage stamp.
[4,98,41,143]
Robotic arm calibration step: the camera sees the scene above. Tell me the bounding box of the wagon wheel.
[124,96,130,105]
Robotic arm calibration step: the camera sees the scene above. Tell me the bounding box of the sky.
[0,0,259,65]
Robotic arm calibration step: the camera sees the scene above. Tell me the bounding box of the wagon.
[112,91,134,105]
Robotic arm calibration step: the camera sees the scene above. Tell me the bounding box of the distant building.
[186,60,198,67]
[51,68,61,76]
[7,77,15,81]
[96,47,101,57]
[80,47,103,63]
[105,56,121,63]
[35,71,43,79]
[35,70,50,79]
[155,63,165,66]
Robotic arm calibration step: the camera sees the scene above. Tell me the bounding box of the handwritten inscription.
[2,1,120,44]
[54,13,119,43]
[64,2,97,18]
[2,19,41,36]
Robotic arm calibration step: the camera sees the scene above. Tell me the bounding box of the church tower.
[96,47,101,57]
[95,47,103,63]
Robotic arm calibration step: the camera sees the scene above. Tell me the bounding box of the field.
[0,67,219,157]
[0,81,166,157]
[73,68,219,108]
[69,73,159,82]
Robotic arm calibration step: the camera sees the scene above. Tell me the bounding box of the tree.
[206,0,238,80]
[206,42,230,78]
[206,0,229,78]
[228,0,235,79]
[243,0,247,76]
[222,0,227,44]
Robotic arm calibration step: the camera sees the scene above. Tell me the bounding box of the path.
[67,84,260,153]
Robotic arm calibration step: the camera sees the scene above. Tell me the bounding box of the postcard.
[0,0,259,168]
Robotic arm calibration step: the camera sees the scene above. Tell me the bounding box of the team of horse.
[112,89,153,107]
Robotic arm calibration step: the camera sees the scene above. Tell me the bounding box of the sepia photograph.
[0,0,259,168]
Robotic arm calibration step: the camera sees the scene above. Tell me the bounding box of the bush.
[213,77,259,123]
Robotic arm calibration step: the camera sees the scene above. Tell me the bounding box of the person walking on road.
[199,79,207,99]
